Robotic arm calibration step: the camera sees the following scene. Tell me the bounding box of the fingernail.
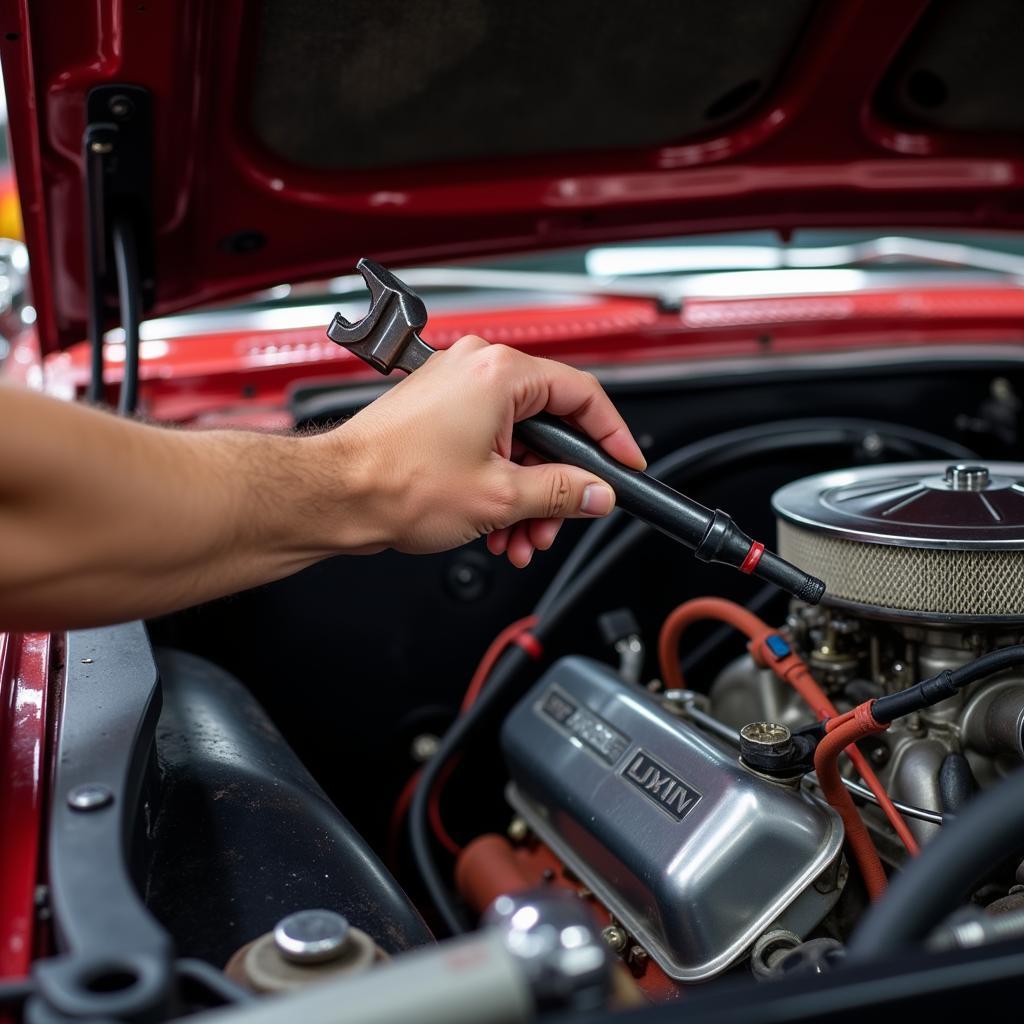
[581,484,614,517]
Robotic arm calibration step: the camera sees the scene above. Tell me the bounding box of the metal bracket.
[29,623,174,1022]
[83,84,154,405]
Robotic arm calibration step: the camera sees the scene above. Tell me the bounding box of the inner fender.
[144,648,432,965]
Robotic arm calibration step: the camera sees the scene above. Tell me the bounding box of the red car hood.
[6,0,1024,354]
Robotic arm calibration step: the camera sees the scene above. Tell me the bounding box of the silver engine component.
[501,657,844,982]
[773,461,1024,622]
[711,461,1024,850]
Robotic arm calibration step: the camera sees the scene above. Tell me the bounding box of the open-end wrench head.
[356,258,428,331]
[326,258,431,375]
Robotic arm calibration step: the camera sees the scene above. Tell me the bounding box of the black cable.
[112,218,142,416]
[873,645,1024,723]
[848,767,1024,960]
[85,147,107,406]
[410,524,642,935]
[535,418,974,617]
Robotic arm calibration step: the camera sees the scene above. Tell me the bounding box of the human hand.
[336,336,646,567]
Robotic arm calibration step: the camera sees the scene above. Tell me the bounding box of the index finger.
[514,356,647,471]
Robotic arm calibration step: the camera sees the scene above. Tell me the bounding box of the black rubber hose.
[535,418,974,617]
[85,147,107,406]
[112,218,142,416]
[848,767,1024,960]
[873,645,1024,723]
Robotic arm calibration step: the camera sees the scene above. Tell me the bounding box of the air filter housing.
[773,462,1024,623]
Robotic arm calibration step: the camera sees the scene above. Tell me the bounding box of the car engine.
[447,459,1024,1000]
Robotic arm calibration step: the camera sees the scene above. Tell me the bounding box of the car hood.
[6,0,1024,353]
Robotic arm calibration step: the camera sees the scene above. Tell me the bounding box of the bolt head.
[107,94,134,119]
[67,783,114,811]
[507,817,530,843]
[410,733,439,763]
[861,432,884,456]
[945,464,990,491]
[274,909,351,964]
[601,925,627,952]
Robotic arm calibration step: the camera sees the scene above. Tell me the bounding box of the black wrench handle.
[514,415,823,604]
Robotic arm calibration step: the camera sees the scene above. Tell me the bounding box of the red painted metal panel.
[11,0,1024,352]
[23,286,1024,424]
[0,632,52,980]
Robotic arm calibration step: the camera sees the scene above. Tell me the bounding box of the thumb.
[503,462,616,522]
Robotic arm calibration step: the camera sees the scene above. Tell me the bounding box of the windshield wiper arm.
[586,236,1024,278]
[317,266,684,306]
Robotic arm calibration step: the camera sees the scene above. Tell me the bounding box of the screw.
[601,925,627,952]
[869,744,889,767]
[992,377,1015,401]
[107,94,134,120]
[410,733,439,763]
[89,140,114,155]
[862,433,884,457]
[274,909,351,965]
[67,783,114,811]
[507,817,529,843]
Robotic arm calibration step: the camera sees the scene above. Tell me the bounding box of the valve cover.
[501,658,844,981]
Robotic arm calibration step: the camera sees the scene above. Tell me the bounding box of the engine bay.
[130,362,1024,1016]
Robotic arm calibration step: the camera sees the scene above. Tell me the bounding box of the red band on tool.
[740,541,765,575]
[514,632,543,660]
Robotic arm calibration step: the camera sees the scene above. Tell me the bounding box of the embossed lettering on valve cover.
[539,687,630,764]
[621,750,702,821]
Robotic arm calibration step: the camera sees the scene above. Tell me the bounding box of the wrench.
[326,259,825,604]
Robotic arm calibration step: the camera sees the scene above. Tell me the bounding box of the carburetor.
[711,462,1024,849]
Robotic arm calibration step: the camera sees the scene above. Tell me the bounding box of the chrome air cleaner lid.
[772,462,1024,622]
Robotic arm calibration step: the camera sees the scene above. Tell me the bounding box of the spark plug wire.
[388,615,541,866]
[658,598,919,879]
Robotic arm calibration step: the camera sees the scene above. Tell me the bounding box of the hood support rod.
[82,84,154,414]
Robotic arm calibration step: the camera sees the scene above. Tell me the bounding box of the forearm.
[0,386,373,630]
[1,338,640,631]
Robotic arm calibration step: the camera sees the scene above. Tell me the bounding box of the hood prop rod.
[82,84,154,415]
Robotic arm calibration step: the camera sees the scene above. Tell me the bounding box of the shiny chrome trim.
[586,235,1024,278]
[103,267,1015,345]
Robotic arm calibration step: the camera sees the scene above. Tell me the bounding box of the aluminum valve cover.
[501,658,844,981]
[773,461,1024,621]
